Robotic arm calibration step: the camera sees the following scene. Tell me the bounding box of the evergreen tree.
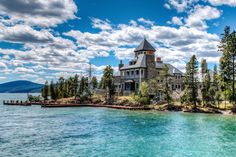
[212,65,222,107]
[91,76,98,89]
[79,76,85,95]
[103,65,114,102]
[73,74,79,98]
[219,26,236,107]
[42,81,49,100]
[162,64,172,105]
[50,80,56,100]
[181,55,199,108]
[58,77,64,99]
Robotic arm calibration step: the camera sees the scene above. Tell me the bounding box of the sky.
[0,0,236,84]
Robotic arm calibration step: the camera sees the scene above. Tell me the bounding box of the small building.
[114,39,183,96]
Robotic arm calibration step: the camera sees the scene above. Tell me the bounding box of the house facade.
[114,39,183,96]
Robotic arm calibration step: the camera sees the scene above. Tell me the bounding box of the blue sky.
[0,0,236,83]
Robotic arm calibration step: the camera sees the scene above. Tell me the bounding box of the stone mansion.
[114,39,183,96]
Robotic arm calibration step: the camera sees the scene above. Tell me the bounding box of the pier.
[3,100,31,106]
[3,100,151,110]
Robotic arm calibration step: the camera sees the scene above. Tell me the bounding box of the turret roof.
[134,39,156,52]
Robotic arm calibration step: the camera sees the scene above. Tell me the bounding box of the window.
[136,70,139,75]
[141,70,144,75]
[127,71,130,76]
[131,71,134,75]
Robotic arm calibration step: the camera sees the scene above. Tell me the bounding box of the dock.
[3,100,151,110]
[3,100,31,106]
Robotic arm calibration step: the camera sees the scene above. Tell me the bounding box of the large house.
[114,39,183,96]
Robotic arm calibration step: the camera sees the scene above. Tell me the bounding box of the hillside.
[0,80,43,93]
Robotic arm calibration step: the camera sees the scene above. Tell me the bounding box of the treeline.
[41,75,98,100]
[180,26,236,110]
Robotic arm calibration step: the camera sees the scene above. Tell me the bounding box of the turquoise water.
[1,94,236,157]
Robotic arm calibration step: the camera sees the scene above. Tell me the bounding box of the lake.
[1,93,236,157]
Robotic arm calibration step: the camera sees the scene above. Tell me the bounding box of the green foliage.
[102,65,114,102]
[91,76,98,89]
[50,81,56,100]
[137,82,150,105]
[201,70,213,106]
[27,94,41,102]
[181,55,198,108]
[140,81,149,97]
[219,26,236,107]
[41,81,49,100]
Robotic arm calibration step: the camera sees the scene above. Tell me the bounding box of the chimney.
[119,60,124,69]
[156,57,162,63]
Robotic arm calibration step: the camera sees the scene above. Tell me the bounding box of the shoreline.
[3,100,235,115]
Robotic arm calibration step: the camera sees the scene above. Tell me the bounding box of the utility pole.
[88,62,92,94]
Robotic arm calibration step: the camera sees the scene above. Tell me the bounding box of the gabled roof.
[134,39,156,52]
[155,62,183,75]
[120,54,147,70]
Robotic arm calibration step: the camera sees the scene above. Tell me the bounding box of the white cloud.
[14,67,35,74]
[0,25,54,43]
[164,0,199,12]
[185,5,221,30]
[0,61,7,69]
[91,18,112,31]
[208,0,236,6]
[65,18,220,72]
[170,16,183,25]
[138,18,155,26]
[0,0,78,27]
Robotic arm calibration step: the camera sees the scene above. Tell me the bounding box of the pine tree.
[219,26,236,108]
[50,80,56,100]
[73,74,79,99]
[91,76,98,89]
[103,65,114,102]
[181,55,199,108]
[42,81,49,100]
[212,65,221,107]
[79,76,85,95]
[162,64,172,105]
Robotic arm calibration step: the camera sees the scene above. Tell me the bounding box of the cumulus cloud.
[65,18,220,72]
[91,18,112,31]
[0,25,54,43]
[185,5,221,30]
[164,0,199,12]
[138,18,155,26]
[169,16,184,25]
[0,0,78,27]
[208,0,236,7]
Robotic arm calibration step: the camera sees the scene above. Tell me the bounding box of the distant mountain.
[0,80,43,93]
